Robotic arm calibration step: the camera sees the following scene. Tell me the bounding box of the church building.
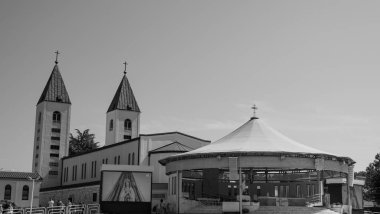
[34,55,210,206]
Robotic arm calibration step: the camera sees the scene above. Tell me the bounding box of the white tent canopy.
[160,117,354,166]
[185,117,336,155]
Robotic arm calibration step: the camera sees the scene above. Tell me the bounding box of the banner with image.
[102,171,151,202]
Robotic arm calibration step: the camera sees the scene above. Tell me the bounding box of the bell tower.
[32,51,71,188]
[105,61,140,145]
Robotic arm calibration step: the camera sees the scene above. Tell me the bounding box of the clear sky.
[0,0,379,172]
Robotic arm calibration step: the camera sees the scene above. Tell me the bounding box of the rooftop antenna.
[123,60,128,75]
[54,50,60,64]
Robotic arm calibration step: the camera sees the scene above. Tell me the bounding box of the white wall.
[33,102,71,189]
[0,179,41,208]
[62,139,139,186]
[105,110,140,146]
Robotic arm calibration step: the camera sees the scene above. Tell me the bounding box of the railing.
[197,198,222,207]
[2,204,100,214]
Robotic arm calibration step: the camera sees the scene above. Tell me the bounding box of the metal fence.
[2,204,100,214]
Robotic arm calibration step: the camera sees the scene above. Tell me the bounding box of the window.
[114,156,117,164]
[4,185,11,200]
[91,161,97,178]
[124,135,131,140]
[49,171,58,176]
[91,161,94,178]
[49,162,58,167]
[84,163,87,179]
[285,185,289,197]
[81,163,84,179]
[128,154,131,165]
[71,165,77,181]
[274,186,278,197]
[36,145,39,150]
[51,136,60,140]
[50,153,59,158]
[64,167,69,182]
[38,112,42,124]
[52,111,61,123]
[124,119,132,130]
[92,193,97,202]
[50,145,60,150]
[132,153,135,165]
[109,120,113,131]
[51,128,61,133]
[257,185,261,196]
[296,185,301,198]
[94,161,97,178]
[307,184,311,197]
[118,155,120,164]
[105,158,108,164]
[35,154,39,158]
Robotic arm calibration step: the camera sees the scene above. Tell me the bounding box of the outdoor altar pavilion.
[159,113,357,214]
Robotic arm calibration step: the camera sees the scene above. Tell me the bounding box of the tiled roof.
[107,74,140,113]
[37,64,71,105]
[0,171,42,181]
[150,142,193,154]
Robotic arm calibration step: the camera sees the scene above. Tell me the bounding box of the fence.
[2,204,100,214]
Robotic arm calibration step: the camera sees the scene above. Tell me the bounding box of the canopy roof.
[160,117,354,165]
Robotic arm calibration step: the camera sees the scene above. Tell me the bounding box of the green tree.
[365,153,380,202]
[69,129,99,156]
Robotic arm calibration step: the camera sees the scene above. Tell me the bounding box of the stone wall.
[40,185,99,206]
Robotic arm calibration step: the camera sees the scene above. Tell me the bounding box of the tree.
[69,129,99,156]
[365,153,380,202]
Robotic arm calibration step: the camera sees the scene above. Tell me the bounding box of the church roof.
[107,74,140,113]
[160,117,354,165]
[149,142,194,154]
[37,64,71,105]
[0,171,42,181]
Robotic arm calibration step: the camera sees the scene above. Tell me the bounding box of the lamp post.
[27,176,40,214]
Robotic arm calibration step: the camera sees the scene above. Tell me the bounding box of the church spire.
[107,62,140,113]
[37,52,71,105]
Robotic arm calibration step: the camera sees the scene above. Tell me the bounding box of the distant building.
[32,57,210,206]
[0,171,42,207]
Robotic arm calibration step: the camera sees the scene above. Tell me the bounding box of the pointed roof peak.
[107,73,140,113]
[37,61,71,105]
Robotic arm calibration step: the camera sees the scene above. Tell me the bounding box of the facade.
[35,58,210,206]
[0,172,42,208]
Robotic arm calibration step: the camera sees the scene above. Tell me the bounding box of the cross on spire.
[252,104,258,118]
[123,61,128,75]
[54,50,60,64]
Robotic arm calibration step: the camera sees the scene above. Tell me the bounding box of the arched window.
[132,153,135,165]
[124,119,132,130]
[52,111,61,123]
[22,185,29,200]
[4,185,11,200]
[109,120,113,131]
[128,154,131,165]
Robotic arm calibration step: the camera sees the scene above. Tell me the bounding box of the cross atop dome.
[55,50,60,64]
[123,60,128,75]
[251,104,258,119]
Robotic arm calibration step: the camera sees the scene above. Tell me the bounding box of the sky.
[0,0,379,172]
